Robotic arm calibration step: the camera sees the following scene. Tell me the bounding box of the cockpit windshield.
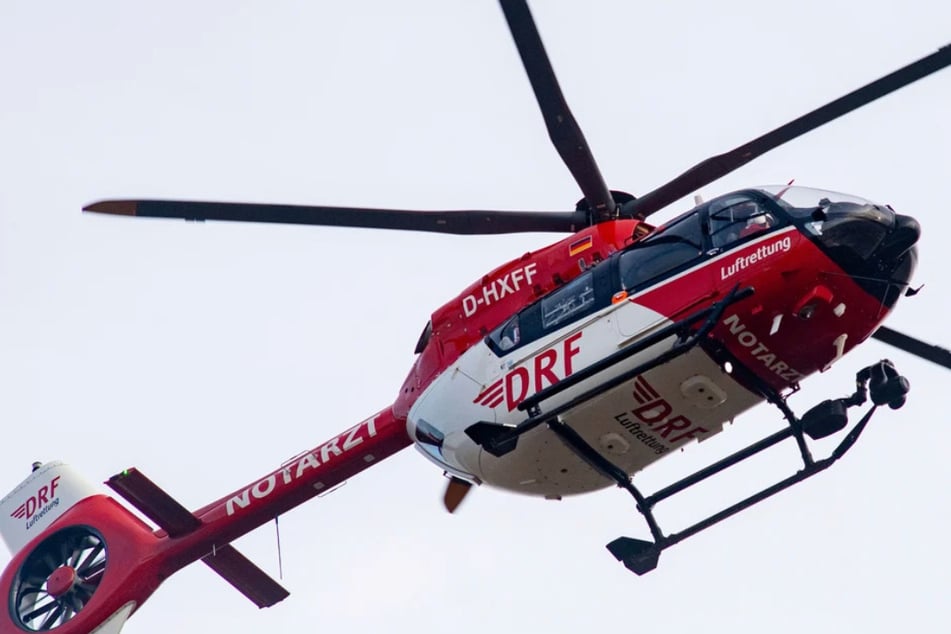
[755,184,913,309]
[756,185,895,241]
[758,185,877,211]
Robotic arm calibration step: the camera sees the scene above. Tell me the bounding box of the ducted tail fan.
[11,526,108,631]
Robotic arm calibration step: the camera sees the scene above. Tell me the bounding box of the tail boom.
[0,407,412,633]
[110,407,412,596]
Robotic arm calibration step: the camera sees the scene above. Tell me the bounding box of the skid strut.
[603,360,906,575]
[465,286,910,575]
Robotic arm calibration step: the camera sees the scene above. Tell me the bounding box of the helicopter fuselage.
[3,4,945,629]
[404,186,917,497]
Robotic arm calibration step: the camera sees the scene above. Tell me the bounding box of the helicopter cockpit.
[757,185,919,306]
[707,194,778,251]
[485,185,920,357]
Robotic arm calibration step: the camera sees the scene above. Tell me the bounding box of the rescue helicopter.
[2,1,950,633]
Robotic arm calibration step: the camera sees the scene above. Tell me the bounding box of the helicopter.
[2,1,951,633]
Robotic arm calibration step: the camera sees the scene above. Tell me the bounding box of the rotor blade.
[84,200,589,235]
[499,0,616,219]
[22,599,58,624]
[871,326,951,370]
[628,43,951,219]
[77,543,105,575]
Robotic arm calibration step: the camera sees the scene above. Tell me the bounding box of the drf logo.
[11,476,60,520]
[615,376,709,444]
[474,332,582,411]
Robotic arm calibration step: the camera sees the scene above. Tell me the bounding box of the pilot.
[713,200,773,248]
[739,212,772,238]
[716,201,758,244]
[499,321,520,351]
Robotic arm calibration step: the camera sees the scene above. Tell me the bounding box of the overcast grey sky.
[2,1,949,632]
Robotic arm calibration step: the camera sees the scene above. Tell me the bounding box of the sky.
[1,1,950,632]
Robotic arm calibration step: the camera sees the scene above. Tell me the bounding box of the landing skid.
[596,359,907,575]
[464,285,911,575]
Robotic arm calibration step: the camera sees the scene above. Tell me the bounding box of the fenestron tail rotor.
[12,527,108,632]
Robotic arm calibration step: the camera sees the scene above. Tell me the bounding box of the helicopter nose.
[810,205,919,307]
[875,213,920,261]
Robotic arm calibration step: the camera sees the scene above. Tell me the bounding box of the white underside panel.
[409,297,764,497]
[476,348,761,496]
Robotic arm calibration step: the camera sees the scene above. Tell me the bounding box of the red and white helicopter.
[2,2,950,632]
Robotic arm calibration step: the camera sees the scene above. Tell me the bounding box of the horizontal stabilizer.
[107,468,200,537]
[202,545,289,608]
[108,467,288,607]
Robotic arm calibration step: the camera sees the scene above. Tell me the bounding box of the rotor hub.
[45,565,77,598]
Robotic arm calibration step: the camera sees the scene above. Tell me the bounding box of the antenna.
[275,515,284,580]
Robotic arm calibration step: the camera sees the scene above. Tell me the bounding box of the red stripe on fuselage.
[634,228,894,391]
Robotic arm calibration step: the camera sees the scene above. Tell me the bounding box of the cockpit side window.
[619,213,704,291]
[708,195,777,251]
[414,320,433,354]
[486,265,613,357]
[494,315,521,352]
[488,272,595,355]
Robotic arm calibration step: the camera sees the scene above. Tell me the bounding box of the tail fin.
[1,461,100,556]
[0,462,156,633]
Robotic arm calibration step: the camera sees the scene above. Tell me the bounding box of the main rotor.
[85,2,951,233]
[83,1,951,370]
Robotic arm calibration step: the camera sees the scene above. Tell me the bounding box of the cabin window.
[495,315,521,352]
[414,320,433,354]
[619,214,704,290]
[541,271,595,330]
[486,264,611,357]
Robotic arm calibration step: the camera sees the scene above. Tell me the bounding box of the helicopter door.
[705,193,796,300]
[615,212,709,337]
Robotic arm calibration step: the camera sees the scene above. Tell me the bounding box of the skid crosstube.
[598,356,901,574]
[555,355,886,574]
[599,403,876,574]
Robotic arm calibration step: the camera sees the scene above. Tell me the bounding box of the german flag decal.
[568,235,593,257]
